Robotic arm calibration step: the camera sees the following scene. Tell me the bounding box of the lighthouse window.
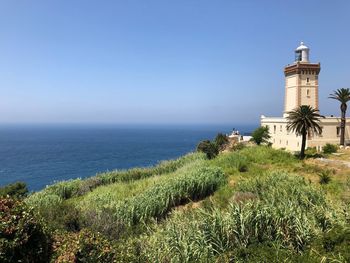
[307,89,310,97]
[306,77,310,83]
[295,51,302,62]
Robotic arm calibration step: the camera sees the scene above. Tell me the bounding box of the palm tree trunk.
[340,107,346,146]
[300,129,307,159]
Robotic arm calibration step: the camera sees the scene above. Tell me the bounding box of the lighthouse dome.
[295,41,309,51]
[295,41,309,62]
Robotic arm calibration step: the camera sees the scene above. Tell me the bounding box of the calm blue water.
[0,124,254,191]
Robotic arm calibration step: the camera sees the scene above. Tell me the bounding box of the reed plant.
[138,172,342,262]
[82,165,225,226]
[26,152,205,207]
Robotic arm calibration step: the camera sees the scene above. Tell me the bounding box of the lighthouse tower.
[283,42,321,116]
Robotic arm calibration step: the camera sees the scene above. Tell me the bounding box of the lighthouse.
[283,42,321,115]
[261,41,350,151]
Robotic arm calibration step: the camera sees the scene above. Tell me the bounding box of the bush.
[0,198,51,263]
[319,170,332,185]
[214,133,229,151]
[323,143,338,154]
[0,181,28,198]
[305,147,324,158]
[232,142,246,151]
[197,140,219,159]
[51,229,116,263]
[251,126,271,145]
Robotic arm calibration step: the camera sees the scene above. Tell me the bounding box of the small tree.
[197,140,219,159]
[214,133,229,151]
[251,126,271,145]
[329,88,350,146]
[287,105,323,159]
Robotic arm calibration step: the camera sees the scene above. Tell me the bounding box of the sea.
[0,124,255,191]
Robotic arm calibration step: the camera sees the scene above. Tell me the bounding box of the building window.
[336,127,341,137]
[286,140,288,146]
[318,127,323,137]
[306,77,310,83]
[279,140,281,144]
[307,89,310,97]
[297,142,299,147]
[280,125,282,132]
[274,125,276,134]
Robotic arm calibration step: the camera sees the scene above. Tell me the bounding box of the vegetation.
[214,133,229,151]
[26,152,204,204]
[329,88,350,146]
[319,170,332,184]
[323,143,338,154]
[197,140,218,159]
[51,230,116,263]
[250,126,270,145]
[2,142,350,262]
[141,173,337,262]
[0,181,28,198]
[197,133,230,159]
[286,105,324,159]
[81,166,225,227]
[0,198,51,263]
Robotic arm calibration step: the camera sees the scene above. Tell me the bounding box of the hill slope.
[4,146,350,262]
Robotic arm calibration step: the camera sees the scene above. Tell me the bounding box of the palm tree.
[286,105,324,159]
[329,88,350,146]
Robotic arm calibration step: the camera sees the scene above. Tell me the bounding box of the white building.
[261,42,350,151]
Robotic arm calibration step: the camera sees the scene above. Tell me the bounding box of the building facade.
[261,42,350,151]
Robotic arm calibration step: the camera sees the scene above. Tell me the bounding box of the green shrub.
[319,170,332,185]
[51,229,116,263]
[197,140,219,159]
[323,143,338,154]
[304,147,323,158]
[251,126,271,145]
[214,133,229,151]
[232,142,246,151]
[0,182,28,198]
[0,198,51,263]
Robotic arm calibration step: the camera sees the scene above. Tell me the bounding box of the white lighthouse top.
[295,41,309,51]
[295,41,309,62]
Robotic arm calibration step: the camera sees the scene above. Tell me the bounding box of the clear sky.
[1,1,350,125]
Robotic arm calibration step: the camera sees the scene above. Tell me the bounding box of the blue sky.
[1,1,350,125]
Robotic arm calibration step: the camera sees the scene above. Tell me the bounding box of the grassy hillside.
[2,146,350,262]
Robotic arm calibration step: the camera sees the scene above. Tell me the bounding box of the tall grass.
[239,146,297,165]
[26,152,205,207]
[82,165,226,226]
[138,172,342,262]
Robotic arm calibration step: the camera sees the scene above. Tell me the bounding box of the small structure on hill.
[228,129,252,143]
[261,42,350,151]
